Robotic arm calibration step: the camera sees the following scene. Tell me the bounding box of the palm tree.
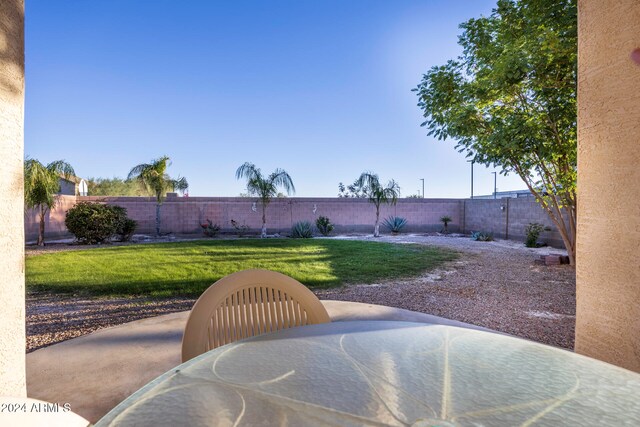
[235,162,295,238]
[127,156,188,236]
[24,159,75,246]
[356,172,401,237]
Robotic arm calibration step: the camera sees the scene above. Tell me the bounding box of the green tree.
[127,156,188,236]
[86,177,148,196]
[235,162,295,238]
[413,0,577,264]
[355,172,401,237]
[24,158,75,246]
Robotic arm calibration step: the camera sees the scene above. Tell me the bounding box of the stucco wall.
[575,0,640,372]
[0,0,26,397]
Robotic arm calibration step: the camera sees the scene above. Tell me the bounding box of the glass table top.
[96,321,640,426]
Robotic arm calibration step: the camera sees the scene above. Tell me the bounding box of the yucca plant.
[382,216,407,234]
[291,221,313,238]
[440,215,452,234]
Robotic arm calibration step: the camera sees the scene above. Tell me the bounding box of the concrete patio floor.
[26,300,490,423]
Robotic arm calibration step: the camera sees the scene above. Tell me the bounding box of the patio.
[26,300,489,423]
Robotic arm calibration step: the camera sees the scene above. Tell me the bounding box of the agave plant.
[471,231,494,241]
[382,216,407,234]
[291,221,313,238]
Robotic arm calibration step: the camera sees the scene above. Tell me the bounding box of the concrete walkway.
[26,301,490,423]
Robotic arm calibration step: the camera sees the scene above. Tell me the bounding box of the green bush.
[110,205,137,241]
[471,231,494,241]
[315,216,334,236]
[230,219,250,237]
[382,216,407,233]
[291,221,313,238]
[65,202,135,244]
[524,222,550,247]
[200,219,221,237]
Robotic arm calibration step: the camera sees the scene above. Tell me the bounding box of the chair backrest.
[181,269,331,362]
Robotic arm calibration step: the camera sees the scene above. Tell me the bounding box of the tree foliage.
[86,177,149,197]
[413,0,577,264]
[235,162,295,238]
[127,156,188,236]
[24,158,75,245]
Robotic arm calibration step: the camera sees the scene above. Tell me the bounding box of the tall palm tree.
[127,156,188,236]
[24,159,75,246]
[235,162,295,238]
[356,172,401,237]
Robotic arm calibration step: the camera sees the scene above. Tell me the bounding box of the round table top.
[96,321,640,426]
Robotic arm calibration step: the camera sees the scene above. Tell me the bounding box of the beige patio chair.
[181,269,330,362]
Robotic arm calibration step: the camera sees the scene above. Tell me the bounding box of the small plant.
[440,215,452,234]
[65,202,135,244]
[315,216,334,236]
[230,219,250,237]
[291,221,313,238]
[524,222,551,248]
[471,231,494,241]
[200,219,221,237]
[382,216,408,234]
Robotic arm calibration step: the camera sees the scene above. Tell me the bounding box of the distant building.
[58,176,88,196]
[473,189,533,199]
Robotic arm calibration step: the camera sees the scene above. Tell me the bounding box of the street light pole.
[467,160,474,199]
[420,179,424,199]
[491,172,497,199]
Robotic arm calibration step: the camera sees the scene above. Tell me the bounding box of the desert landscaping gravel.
[26,235,575,352]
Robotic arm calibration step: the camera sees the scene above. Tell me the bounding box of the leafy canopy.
[235,162,295,204]
[24,159,75,210]
[414,0,576,201]
[127,156,188,204]
[356,172,401,209]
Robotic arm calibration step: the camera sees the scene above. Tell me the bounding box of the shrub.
[315,216,334,236]
[230,219,250,237]
[201,219,221,237]
[291,221,313,238]
[524,222,550,248]
[65,202,135,244]
[440,215,452,233]
[382,216,407,234]
[471,231,494,241]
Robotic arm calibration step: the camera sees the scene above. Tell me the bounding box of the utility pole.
[491,172,497,199]
[467,160,474,199]
[420,179,425,199]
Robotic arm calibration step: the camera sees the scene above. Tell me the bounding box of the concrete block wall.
[77,197,464,236]
[24,195,76,243]
[24,195,567,249]
[463,197,566,248]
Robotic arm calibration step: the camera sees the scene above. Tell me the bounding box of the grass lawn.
[26,239,457,298]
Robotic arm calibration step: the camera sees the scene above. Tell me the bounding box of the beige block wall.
[0,0,26,396]
[24,195,77,243]
[576,0,640,372]
[78,197,464,236]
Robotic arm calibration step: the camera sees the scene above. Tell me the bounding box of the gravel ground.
[26,234,575,352]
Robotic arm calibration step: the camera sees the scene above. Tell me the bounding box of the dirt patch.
[26,234,575,352]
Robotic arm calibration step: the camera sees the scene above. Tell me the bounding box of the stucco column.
[0,0,26,395]
[576,0,640,372]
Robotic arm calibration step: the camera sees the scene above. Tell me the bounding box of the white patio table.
[95,321,640,426]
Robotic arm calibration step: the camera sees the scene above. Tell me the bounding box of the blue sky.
[25,0,526,197]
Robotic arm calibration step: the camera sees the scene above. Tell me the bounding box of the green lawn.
[26,239,457,298]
